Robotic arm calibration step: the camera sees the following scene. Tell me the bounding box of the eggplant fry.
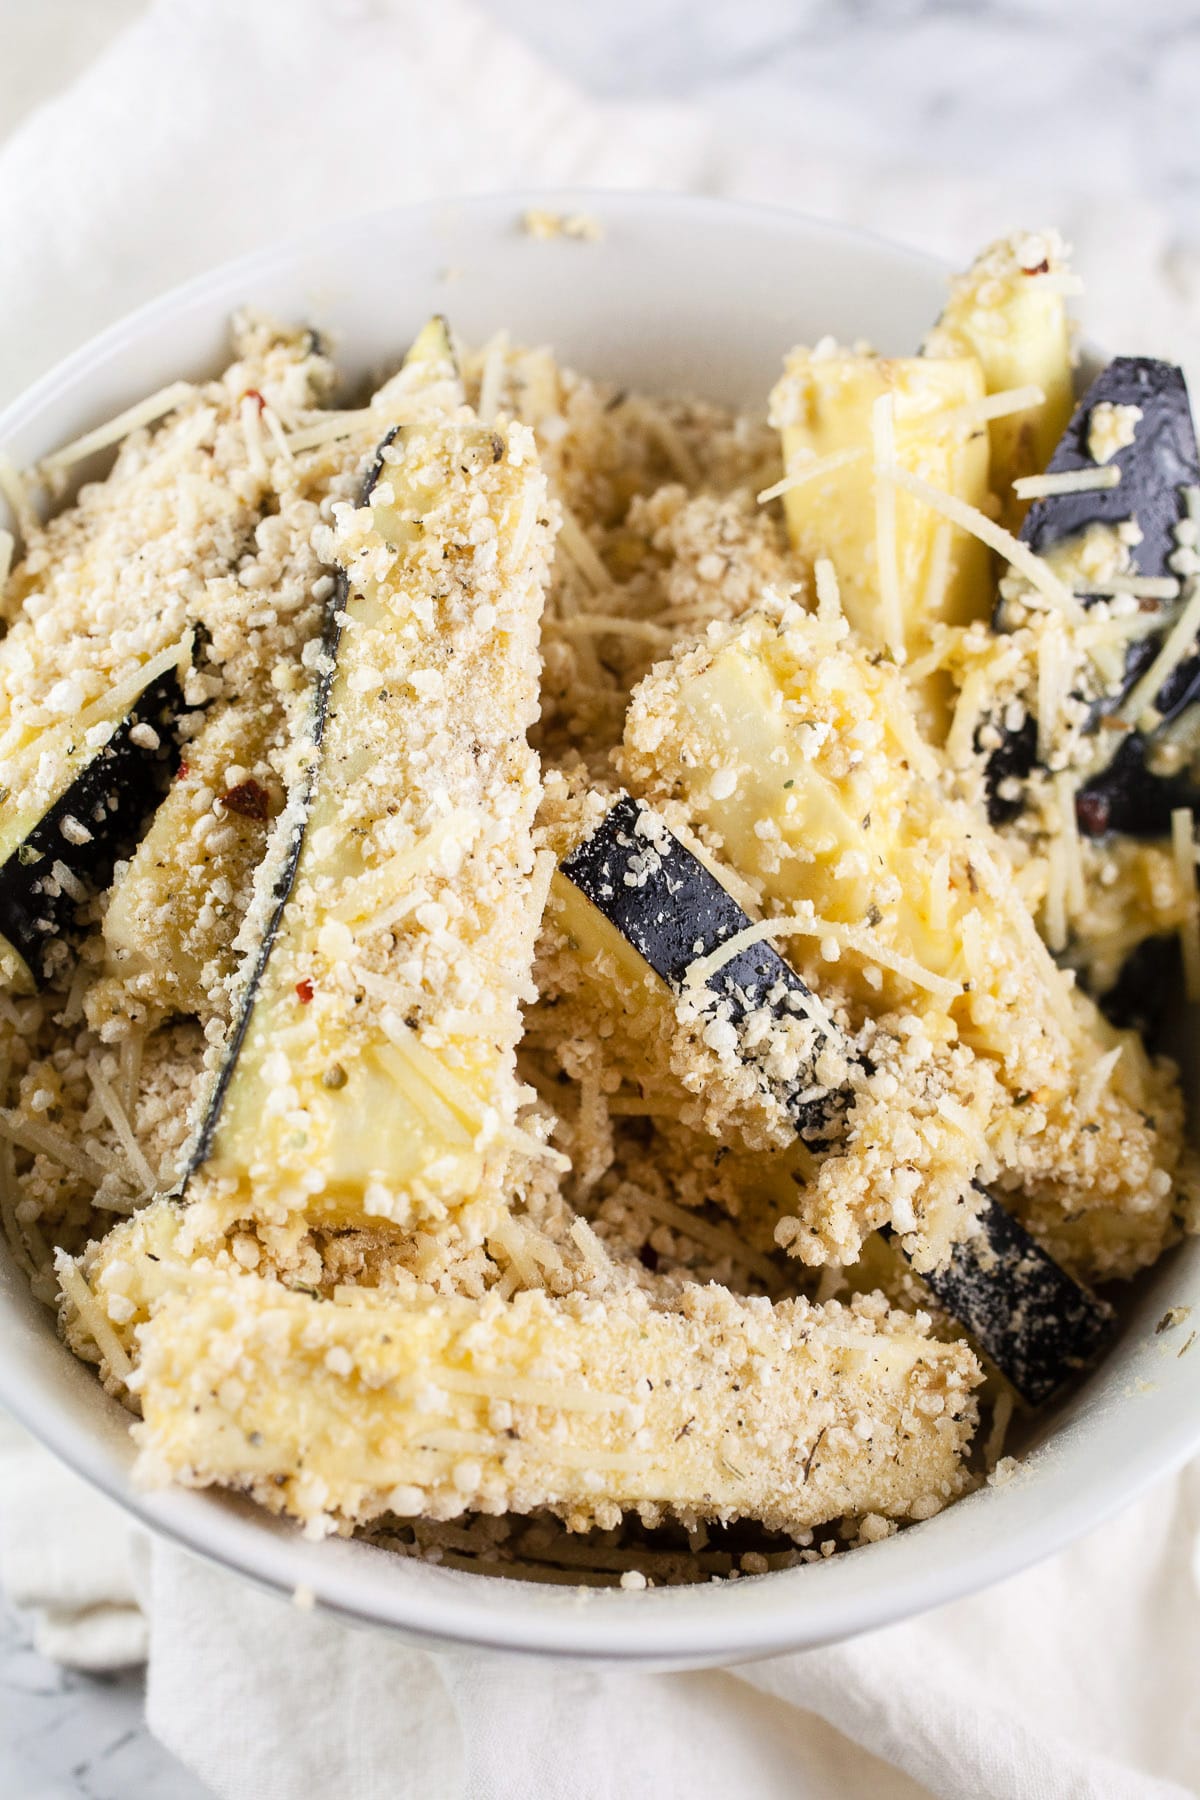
[557,791,1111,1403]
[182,322,554,1244]
[985,356,1200,835]
[9,234,1195,1566]
[0,640,191,988]
[75,1204,981,1535]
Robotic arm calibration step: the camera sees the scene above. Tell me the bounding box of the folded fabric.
[143,1463,1200,1800]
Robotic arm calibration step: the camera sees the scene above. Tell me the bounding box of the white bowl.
[1,192,1197,1668]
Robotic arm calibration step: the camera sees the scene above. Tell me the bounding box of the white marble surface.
[0,1,1196,1794]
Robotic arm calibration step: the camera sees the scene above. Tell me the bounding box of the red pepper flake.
[219,778,270,821]
[243,388,267,413]
[176,761,190,781]
[295,978,314,1004]
[1076,790,1111,837]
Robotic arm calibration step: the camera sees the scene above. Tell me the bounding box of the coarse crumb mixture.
[0,232,1196,1585]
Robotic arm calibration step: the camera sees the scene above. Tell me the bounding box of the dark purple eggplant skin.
[0,667,186,986]
[560,793,846,1145]
[981,714,1037,827]
[1022,358,1198,589]
[986,357,1200,834]
[1099,932,1179,1045]
[883,1186,1112,1407]
[562,795,1111,1402]
[185,475,369,1180]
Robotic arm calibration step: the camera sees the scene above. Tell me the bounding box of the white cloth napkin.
[138,1468,1200,1800]
[1,1,1199,1795]
[0,1413,146,1671]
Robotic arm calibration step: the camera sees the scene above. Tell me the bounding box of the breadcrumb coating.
[0,272,1185,1573]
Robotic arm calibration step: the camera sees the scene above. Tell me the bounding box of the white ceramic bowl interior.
[0,192,1197,1668]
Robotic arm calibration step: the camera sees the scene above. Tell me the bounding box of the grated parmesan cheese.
[607,1189,783,1287]
[57,1256,133,1383]
[0,1108,104,1183]
[39,381,194,475]
[871,393,905,663]
[1118,497,1200,728]
[757,446,866,505]
[814,557,843,623]
[85,1056,158,1197]
[556,505,611,591]
[1087,401,1141,466]
[1073,575,1180,602]
[684,912,961,1007]
[284,408,379,453]
[477,330,510,425]
[0,454,39,543]
[551,615,673,645]
[1012,466,1121,502]
[931,383,1046,438]
[1054,771,1085,917]
[884,464,1083,620]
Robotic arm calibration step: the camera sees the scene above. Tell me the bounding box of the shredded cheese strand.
[1075,576,1181,603]
[1119,520,1200,729]
[814,557,843,623]
[1077,1045,1122,1119]
[635,403,703,487]
[884,464,1083,621]
[284,408,379,453]
[684,913,961,1005]
[569,1216,611,1271]
[930,383,1046,437]
[0,456,38,542]
[56,1258,133,1382]
[85,1056,157,1196]
[1013,466,1121,501]
[550,614,672,644]
[1055,772,1086,918]
[595,1190,782,1287]
[556,506,611,591]
[0,1130,36,1281]
[477,330,510,425]
[40,381,194,474]
[434,1367,628,1415]
[240,395,268,480]
[871,393,905,663]
[261,405,295,465]
[756,446,866,505]
[0,1108,104,1182]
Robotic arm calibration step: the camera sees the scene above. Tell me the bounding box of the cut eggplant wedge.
[1021,358,1198,588]
[188,322,467,1188]
[880,1199,1112,1406]
[559,793,1112,1404]
[923,230,1076,524]
[559,793,848,1146]
[183,318,551,1233]
[771,347,993,663]
[987,357,1200,833]
[0,635,192,989]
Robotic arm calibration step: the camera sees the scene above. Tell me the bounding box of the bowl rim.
[2,186,1199,1665]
